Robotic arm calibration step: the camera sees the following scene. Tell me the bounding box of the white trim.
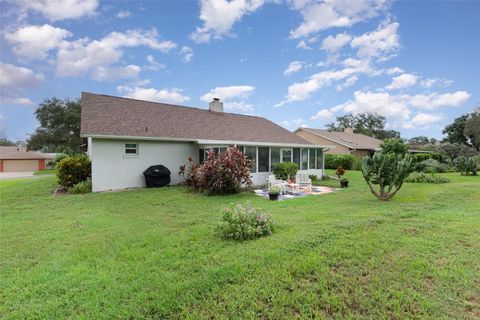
[81,134,332,149]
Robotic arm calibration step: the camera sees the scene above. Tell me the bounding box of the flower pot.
[269,193,279,200]
[340,180,349,188]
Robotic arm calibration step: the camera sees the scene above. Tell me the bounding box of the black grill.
[143,165,171,188]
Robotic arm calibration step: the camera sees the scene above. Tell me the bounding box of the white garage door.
[3,160,39,172]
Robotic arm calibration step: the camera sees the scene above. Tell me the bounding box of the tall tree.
[27,98,81,153]
[0,139,17,146]
[464,110,480,150]
[326,112,401,140]
[443,108,479,150]
[408,136,430,147]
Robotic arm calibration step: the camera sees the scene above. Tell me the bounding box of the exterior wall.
[90,138,197,192]
[2,160,39,172]
[295,130,350,154]
[351,149,371,158]
[38,159,46,170]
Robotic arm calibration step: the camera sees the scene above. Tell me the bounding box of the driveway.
[0,172,35,180]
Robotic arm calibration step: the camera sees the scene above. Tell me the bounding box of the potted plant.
[268,186,281,200]
[340,177,349,188]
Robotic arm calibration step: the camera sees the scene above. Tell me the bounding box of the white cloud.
[116,10,131,18]
[0,63,43,106]
[190,0,264,43]
[402,113,445,129]
[351,21,400,59]
[419,78,453,88]
[200,85,255,102]
[56,28,176,78]
[386,67,404,74]
[179,46,194,62]
[408,91,470,109]
[284,61,304,76]
[385,73,418,90]
[16,0,98,21]
[321,32,351,52]
[289,0,388,39]
[146,55,165,71]
[297,39,312,50]
[90,65,140,81]
[281,118,308,130]
[117,86,190,104]
[4,24,72,60]
[311,109,334,120]
[336,75,358,91]
[224,101,254,112]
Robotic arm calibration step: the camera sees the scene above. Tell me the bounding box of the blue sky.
[1,0,479,141]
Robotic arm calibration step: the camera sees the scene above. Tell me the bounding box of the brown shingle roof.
[298,128,383,150]
[80,92,312,145]
[0,147,53,160]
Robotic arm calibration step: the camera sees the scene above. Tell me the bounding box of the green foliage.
[26,97,81,153]
[324,154,357,170]
[361,152,413,201]
[412,153,432,163]
[179,147,253,195]
[273,162,298,180]
[56,155,91,189]
[69,178,92,194]
[326,112,400,139]
[405,172,451,184]
[380,138,408,156]
[268,186,281,195]
[216,202,275,241]
[0,139,16,146]
[464,109,480,150]
[443,109,480,150]
[414,159,449,173]
[54,153,69,163]
[454,156,478,176]
[308,175,318,183]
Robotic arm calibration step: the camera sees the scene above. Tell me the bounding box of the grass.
[0,171,479,319]
[33,168,57,175]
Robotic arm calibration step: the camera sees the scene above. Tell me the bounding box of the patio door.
[281,149,293,163]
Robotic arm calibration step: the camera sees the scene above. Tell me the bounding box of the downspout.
[322,147,328,177]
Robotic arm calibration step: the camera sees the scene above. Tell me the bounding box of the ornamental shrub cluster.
[324,154,359,170]
[405,172,450,184]
[216,202,275,241]
[414,158,449,173]
[179,146,253,195]
[69,177,92,194]
[454,156,478,176]
[273,162,298,180]
[56,155,91,189]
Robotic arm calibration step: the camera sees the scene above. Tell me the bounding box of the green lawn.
[33,168,57,175]
[1,172,479,319]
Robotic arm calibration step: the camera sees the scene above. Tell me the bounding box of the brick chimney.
[344,127,354,134]
[209,98,223,113]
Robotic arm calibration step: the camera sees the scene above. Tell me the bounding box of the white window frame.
[281,148,293,163]
[124,143,139,157]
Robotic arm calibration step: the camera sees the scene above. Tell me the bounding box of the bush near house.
[179,146,253,195]
[216,202,275,241]
[273,162,298,180]
[324,154,359,170]
[56,155,91,189]
[454,156,478,176]
[405,172,451,184]
[414,158,450,173]
[69,178,92,194]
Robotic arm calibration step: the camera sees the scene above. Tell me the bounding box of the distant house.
[295,127,383,157]
[0,147,52,172]
[81,93,333,192]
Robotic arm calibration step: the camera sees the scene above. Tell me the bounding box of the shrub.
[412,153,432,163]
[268,186,281,195]
[324,154,357,170]
[454,156,478,176]
[405,172,450,184]
[69,178,92,193]
[335,165,345,178]
[216,202,275,241]
[380,138,408,156]
[308,174,318,183]
[179,146,253,195]
[414,158,449,173]
[273,162,298,180]
[56,155,91,189]
[54,153,69,164]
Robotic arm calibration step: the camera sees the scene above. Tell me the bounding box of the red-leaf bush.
[179,146,253,195]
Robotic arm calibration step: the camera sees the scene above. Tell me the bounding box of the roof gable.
[0,147,52,160]
[298,128,383,150]
[80,92,312,146]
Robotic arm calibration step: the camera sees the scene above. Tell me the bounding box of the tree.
[380,138,408,156]
[443,108,479,150]
[408,136,430,147]
[27,98,81,153]
[361,152,413,201]
[326,112,401,140]
[0,139,16,146]
[464,110,480,150]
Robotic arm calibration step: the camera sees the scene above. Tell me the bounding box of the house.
[80,92,333,192]
[0,147,53,172]
[295,127,383,157]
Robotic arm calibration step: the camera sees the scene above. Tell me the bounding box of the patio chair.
[267,175,287,194]
[295,172,312,192]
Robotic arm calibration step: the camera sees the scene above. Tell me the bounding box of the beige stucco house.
[295,128,383,157]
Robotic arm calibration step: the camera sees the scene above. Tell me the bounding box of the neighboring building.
[81,92,333,192]
[0,147,53,172]
[295,127,383,157]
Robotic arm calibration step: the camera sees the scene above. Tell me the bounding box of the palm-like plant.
[361,152,413,201]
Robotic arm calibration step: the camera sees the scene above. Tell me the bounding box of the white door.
[3,160,38,172]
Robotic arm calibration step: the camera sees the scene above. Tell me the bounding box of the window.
[281,149,292,163]
[125,143,138,156]
[245,146,257,173]
[301,148,308,170]
[199,148,205,163]
[270,148,280,171]
[293,148,300,167]
[316,149,323,169]
[258,147,270,172]
[309,148,316,170]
